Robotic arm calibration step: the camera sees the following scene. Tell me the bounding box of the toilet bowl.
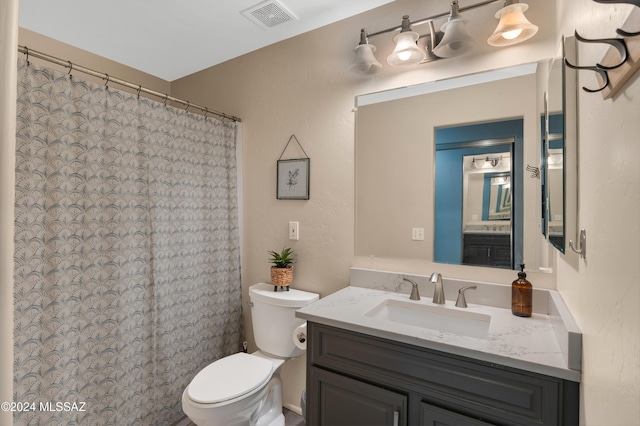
[182,352,286,426]
[182,283,319,426]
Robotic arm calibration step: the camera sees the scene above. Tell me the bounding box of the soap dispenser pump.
[511,264,532,317]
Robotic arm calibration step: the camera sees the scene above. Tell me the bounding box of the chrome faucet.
[402,278,421,301]
[430,272,445,304]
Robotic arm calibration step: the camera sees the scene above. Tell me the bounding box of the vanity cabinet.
[306,322,579,426]
[462,233,511,268]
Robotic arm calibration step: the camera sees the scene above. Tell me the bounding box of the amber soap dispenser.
[511,264,532,317]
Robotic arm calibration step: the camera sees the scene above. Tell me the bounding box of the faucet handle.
[402,278,421,301]
[455,286,477,308]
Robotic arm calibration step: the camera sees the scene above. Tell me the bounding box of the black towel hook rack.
[593,0,640,8]
[566,1,640,97]
[564,31,628,93]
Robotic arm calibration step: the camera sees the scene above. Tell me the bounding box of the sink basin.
[364,298,491,339]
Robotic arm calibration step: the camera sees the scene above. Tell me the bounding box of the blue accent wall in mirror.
[435,118,523,270]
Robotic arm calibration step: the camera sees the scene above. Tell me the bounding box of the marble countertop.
[296,285,581,382]
[462,230,510,234]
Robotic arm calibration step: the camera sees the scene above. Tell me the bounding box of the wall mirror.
[355,61,559,271]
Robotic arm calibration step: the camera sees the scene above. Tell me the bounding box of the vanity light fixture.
[472,156,502,169]
[432,1,476,58]
[349,29,383,74]
[547,151,563,168]
[349,0,539,75]
[487,0,539,47]
[387,16,427,66]
[492,176,511,185]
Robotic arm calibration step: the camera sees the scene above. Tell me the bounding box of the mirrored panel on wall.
[543,57,566,252]
[355,61,557,271]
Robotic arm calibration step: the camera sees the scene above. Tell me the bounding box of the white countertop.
[296,285,581,382]
[463,230,510,235]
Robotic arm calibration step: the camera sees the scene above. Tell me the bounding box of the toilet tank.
[249,283,319,358]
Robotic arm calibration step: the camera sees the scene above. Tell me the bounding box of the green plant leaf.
[268,247,295,267]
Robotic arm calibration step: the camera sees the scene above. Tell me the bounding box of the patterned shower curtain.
[13,58,243,425]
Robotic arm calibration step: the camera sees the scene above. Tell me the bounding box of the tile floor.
[284,408,305,426]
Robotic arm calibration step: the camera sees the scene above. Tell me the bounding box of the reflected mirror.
[355,61,559,271]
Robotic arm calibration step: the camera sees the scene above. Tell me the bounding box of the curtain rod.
[17,45,241,123]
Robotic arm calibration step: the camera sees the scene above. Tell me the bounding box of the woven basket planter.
[271,266,294,287]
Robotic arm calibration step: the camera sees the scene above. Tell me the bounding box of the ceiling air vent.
[242,0,297,30]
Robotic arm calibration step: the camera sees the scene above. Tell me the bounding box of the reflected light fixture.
[349,29,383,74]
[472,156,501,169]
[387,16,426,67]
[487,0,539,47]
[492,176,511,185]
[547,152,563,168]
[433,0,475,58]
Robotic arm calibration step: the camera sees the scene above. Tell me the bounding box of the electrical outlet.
[412,227,424,241]
[289,221,299,240]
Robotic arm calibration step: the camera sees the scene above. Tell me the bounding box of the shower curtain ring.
[67,61,73,78]
[137,85,142,99]
[185,101,190,112]
[25,46,30,65]
[104,74,110,88]
[163,94,168,106]
[204,107,209,118]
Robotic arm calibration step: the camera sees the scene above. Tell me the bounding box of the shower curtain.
[13,58,243,425]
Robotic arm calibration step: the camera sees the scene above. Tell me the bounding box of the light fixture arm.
[358,28,367,45]
[448,1,463,21]
[399,15,413,33]
[366,0,502,39]
[428,20,437,52]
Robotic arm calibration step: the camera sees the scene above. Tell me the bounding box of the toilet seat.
[186,353,273,404]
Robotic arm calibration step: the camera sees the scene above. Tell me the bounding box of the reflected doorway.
[434,119,523,270]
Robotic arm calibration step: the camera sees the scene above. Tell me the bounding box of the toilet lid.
[187,353,273,404]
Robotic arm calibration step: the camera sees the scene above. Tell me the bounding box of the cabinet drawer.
[309,323,563,425]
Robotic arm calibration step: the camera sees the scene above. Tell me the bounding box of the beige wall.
[1,1,19,424]
[555,1,640,424]
[171,0,560,413]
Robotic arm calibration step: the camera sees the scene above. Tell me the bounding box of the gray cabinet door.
[420,402,495,425]
[309,366,407,426]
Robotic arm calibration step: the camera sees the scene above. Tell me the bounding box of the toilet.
[182,282,319,426]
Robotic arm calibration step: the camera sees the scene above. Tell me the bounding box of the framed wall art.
[277,158,310,200]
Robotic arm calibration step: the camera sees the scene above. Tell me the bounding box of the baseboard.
[283,402,302,416]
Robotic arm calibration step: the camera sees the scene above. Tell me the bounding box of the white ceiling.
[18,0,395,82]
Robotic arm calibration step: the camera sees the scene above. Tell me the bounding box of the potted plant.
[268,247,295,290]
